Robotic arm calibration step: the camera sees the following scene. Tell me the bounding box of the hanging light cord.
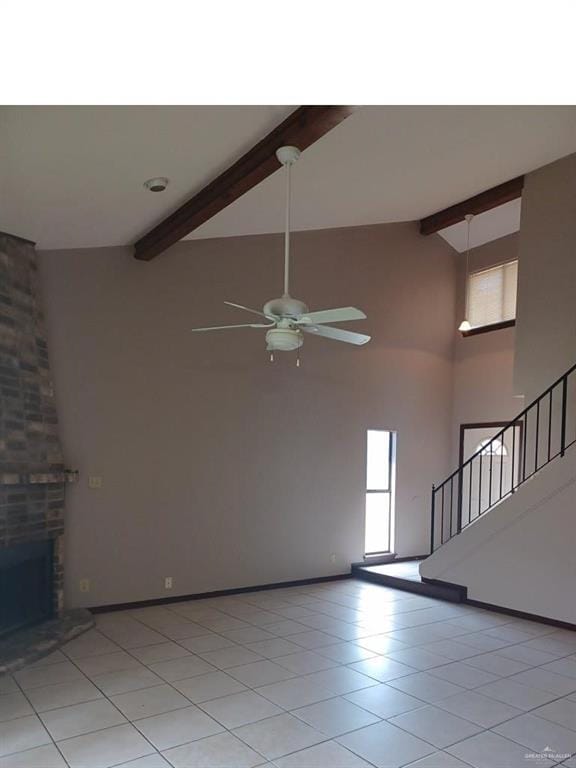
[283,160,291,297]
[464,213,473,317]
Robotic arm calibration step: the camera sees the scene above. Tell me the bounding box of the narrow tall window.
[467,260,518,330]
[365,430,396,555]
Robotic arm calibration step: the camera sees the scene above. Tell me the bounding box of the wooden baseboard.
[90,573,351,614]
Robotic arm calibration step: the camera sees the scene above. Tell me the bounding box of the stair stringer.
[419,449,576,624]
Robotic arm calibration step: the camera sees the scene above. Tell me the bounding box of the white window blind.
[468,260,518,329]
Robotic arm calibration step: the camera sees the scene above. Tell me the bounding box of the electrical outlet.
[79,578,90,593]
[164,576,173,590]
[88,476,103,489]
[329,553,337,564]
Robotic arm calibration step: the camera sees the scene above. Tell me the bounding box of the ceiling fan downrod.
[276,145,301,298]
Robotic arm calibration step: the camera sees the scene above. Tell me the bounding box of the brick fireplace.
[0,232,67,636]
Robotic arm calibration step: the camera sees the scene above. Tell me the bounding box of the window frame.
[461,259,518,337]
[364,430,396,557]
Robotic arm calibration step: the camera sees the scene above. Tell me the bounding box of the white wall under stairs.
[420,449,576,624]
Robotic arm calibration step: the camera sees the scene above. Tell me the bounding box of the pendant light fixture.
[458,213,474,332]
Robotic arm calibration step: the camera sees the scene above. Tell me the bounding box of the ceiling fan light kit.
[191,145,371,362]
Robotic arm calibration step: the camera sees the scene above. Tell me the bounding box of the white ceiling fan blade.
[299,307,367,325]
[224,301,273,319]
[191,322,273,333]
[302,324,371,345]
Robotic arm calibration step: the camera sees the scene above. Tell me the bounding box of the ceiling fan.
[191,145,371,362]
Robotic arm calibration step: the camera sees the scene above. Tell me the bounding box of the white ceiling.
[1,106,576,250]
[438,198,522,253]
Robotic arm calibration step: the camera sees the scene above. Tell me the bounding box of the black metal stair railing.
[430,361,576,553]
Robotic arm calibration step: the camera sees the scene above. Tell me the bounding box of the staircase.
[353,361,576,601]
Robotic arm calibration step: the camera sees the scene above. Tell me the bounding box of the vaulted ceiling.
[2,105,576,250]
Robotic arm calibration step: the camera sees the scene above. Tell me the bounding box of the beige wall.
[39,222,457,608]
[515,152,576,402]
[450,233,522,464]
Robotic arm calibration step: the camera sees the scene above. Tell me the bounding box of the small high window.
[477,437,508,456]
[467,260,518,330]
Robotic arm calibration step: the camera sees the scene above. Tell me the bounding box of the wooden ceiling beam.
[134,106,355,261]
[419,175,524,235]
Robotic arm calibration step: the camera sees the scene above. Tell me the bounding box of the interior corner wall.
[450,233,522,465]
[38,222,457,609]
[514,152,576,402]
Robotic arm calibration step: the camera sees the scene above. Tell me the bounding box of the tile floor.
[1,578,576,767]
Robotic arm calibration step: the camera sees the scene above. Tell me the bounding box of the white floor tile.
[62,630,120,659]
[427,661,499,689]
[388,704,482,747]
[446,730,556,768]
[493,712,576,755]
[256,676,334,709]
[424,639,482,661]
[521,636,576,658]
[221,627,276,644]
[134,705,224,750]
[130,642,193,665]
[274,739,374,767]
[91,667,164,696]
[437,689,524,728]
[244,638,303,659]
[111,683,191,720]
[0,744,67,768]
[199,689,282,728]
[0,692,34,723]
[199,647,265,670]
[162,730,264,767]
[14,660,85,690]
[226,660,296,687]
[178,634,238,653]
[387,671,465,703]
[0,677,18,695]
[346,656,415,683]
[114,755,172,768]
[39,697,126,740]
[337,720,435,767]
[344,683,423,718]
[315,642,378,664]
[405,751,473,767]
[233,712,325,759]
[172,670,247,703]
[57,723,154,768]
[476,678,559,710]
[148,656,216,682]
[0,715,51,758]
[289,630,342,649]
[455,632,514,652]
[274,650,339,675]
[26,678,104,713]
[264,620,312,637]
[510,667,576,696]
[532,697,576,731]
[464,653,531,677]
[385,648,455,671]
[75,650,143,676]
[541,657,576,679]
[27,650,68,668]
[304,666,379,695]
[292,696,380,737]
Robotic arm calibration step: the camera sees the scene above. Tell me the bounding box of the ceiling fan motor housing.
[263,297,309,318]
